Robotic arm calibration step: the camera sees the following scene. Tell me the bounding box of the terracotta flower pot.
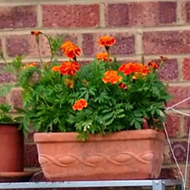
[34,129,165,181]
[0,124,24,172]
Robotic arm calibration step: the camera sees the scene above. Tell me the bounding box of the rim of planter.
[34,129,165,142]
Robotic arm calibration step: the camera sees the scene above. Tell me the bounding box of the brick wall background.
[0,0,190,188]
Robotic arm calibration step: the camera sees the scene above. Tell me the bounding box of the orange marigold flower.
[31,30,42,36]
[60,41,81,59]
[118,82,127,90]
[148,61,159,70]
[96,52,110,62]
[119,62,150,77]
[23,62,37,69]
[72,99,88,111]
[102,70,122,84]
[51,66,61,72]
[60,61,80,76]
[99,36,116,47]
[64,78,75,89]
[60,41,73,50]
[141,65,149,76]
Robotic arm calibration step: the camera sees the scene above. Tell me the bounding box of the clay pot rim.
[34,129,165,143]
[0,123,22,134]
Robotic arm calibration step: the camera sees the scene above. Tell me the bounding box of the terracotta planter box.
[34,129,165,181]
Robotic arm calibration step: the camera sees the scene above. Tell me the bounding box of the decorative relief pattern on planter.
[39,151,154,167]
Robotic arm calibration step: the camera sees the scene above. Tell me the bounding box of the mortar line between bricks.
[135,30,143,55]
[37,4,43,28]
[2,54,190,63]
[162,164,186,168]
[178,57,183,81]
[1,54,190,63]
[177,0,184,25]
[4,54,190,61]
[0,36,7,58]
[0,0,182,6]
[2,55,142,62]
[77,34,83,55]
[3,24,190,35]
[179,115,185,138]
[99,3,106,28]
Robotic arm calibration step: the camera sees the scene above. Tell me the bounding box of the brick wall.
[0,0,190,188]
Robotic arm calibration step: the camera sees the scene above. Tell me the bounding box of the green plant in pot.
[2,31,172,181]
[0,53,36,181]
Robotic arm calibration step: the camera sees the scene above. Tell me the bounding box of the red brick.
[163,144,173,164]
[6,34,50,57]
[159,2,177,24]
[128,2,158,26]
[165,114,181,138]
[105,4,129,27]
[10,88,22,109]
[42,5,99,28]
[182,58,190,80]
[158,59,178,81]
[167,86,190,108]
[82,33,135,56]
[172,141,187,163]
[24,144,39,167]
[182,2,190,23]
[143,31,190,55]
[105,2,176,27]
[0,64,16,83]
[0,6,37,29]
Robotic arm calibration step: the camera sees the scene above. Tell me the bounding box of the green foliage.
[0,104,14,123]
[0,84,14,98]
[0,31,172,139]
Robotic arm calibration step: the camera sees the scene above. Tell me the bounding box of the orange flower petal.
[96,52,110,62]
[102,70,122,84]
[60,61,80,76]
[99,36,116,47]
[51,66,61,72]
[60,41,81,59]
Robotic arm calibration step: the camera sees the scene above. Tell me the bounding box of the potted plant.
[1,31,171,181]
[0,55,36,182]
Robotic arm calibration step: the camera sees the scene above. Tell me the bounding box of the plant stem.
[37,43,43,65]
[44,34,54,63]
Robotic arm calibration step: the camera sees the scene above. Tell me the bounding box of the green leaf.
[134,121,142,130]
[0,84,14,97]
[0,104,11,113]
[102,112,114,121]
[117,114,125,118]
